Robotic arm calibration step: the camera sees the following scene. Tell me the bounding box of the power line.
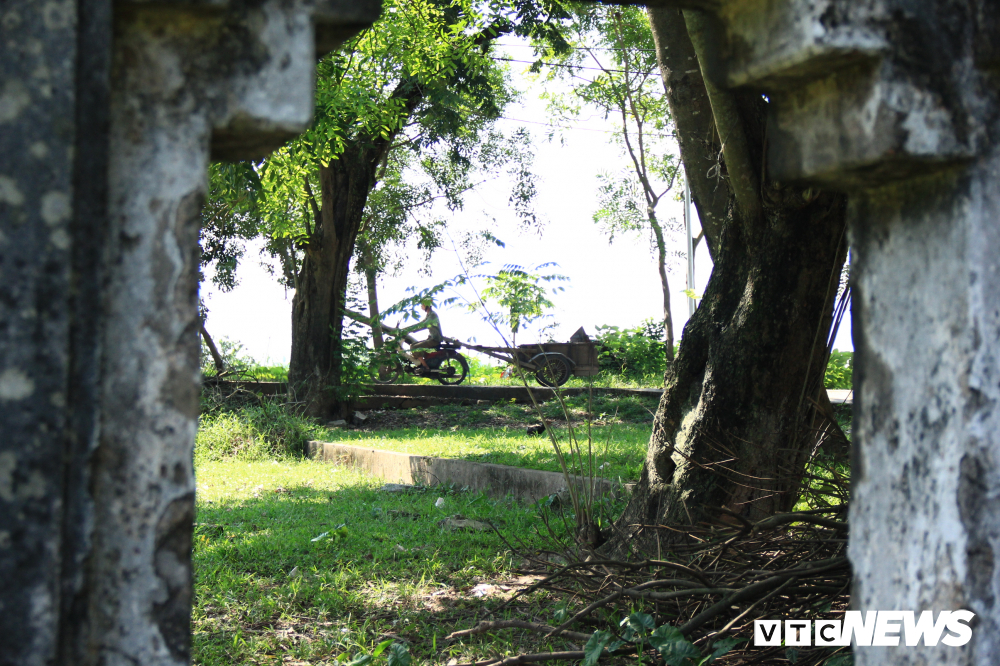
[498,115,676,139]
[490,55,656,76]
[496,42,654,53]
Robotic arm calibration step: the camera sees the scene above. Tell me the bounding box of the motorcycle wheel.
[436,353,469,385]
[372,357,404,384]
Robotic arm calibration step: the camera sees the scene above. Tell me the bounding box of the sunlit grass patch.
[330,424,647,482]
[315,394,657,482]
[193,460,586,666]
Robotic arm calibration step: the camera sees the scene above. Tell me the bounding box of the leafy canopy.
[259,0,570,244]
[203,0,574,288]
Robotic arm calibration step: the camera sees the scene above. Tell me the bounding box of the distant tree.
[207,0,571,416]
[198,162,265,373]
[542,5,682,359]
[470,263,567,342]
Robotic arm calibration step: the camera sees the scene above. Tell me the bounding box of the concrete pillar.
[671,0,999,662]
[0,1,379,664]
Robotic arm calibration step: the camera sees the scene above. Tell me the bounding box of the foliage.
[196,398,325,462]
[341,639,411,666]
[200,162,263,292]
[824,350,853,390]
[333,299,382,399]
[473,263,567,336]
[578,613,740,666]
[222,0,571,285]
[199,335,288,381]
[595,318,668,380]
[199,336,255,376]
[538,3,683,352]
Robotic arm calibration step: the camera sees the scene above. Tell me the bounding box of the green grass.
[331,425,647,482]
[191,390,851,665]
[193,459,603,666]
[197,397,326,463]
[323,395,656,482]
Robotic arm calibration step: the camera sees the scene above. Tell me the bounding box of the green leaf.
[786,647,799,664]
[387,643,411,666]
[707,637,742,661]
[552,603,570,623]
[825,654,854,666]
[346,654,372,666]
[696,637,744,665]
[582,630,612,666]
[649,624,684,650]
[371,640,393,658]
[627,612,656,633]
[651,626,700,666]
[659,640,701,666]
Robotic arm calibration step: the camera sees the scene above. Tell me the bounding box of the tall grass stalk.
[196,397,324,463]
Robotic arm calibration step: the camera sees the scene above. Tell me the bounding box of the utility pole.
[684,175,696,316]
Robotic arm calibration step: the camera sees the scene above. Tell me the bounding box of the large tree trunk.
[606,8,848,553]
[288,145,382,417]
[615,190,847,550]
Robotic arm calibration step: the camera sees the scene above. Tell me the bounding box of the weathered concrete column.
[0,1,379,664]
[659,0,1000,663]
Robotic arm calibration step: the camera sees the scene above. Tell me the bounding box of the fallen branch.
[752,512,846,532]
[446,621,592,643]
[455,646,635,666]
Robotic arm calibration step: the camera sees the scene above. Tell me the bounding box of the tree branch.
[303,178,320,239]
[646,6,727,255]
[682,9,762,223]
[446,621,592,643]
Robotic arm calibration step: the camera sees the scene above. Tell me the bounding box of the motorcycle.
[372,336,469,385]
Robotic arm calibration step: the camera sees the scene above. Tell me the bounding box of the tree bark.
[288,143,385,417]
[606,8,848,554]
[200,318,226,373]
[286,23,510,417]
[646,6,726,256]
[649,214,675,361]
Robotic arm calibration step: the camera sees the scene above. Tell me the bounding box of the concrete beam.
[306,441,628,503]
[0,1,380,663]
[692,1,1000,663]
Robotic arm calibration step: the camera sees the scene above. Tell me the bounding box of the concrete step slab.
[306,440,630,503]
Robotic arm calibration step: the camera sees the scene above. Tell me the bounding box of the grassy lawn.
[193,459,608,666]
[192,391,852,666]
[330,425,647,483]
[320,395,657,482]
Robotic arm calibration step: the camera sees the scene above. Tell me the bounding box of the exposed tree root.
[450,501,851,666]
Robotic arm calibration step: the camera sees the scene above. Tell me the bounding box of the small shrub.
[200,336,289,381]
[196,398,324,462]
[595,319,668,380]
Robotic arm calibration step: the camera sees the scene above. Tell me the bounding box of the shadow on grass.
[333,421,650,482]
[193,476,584,665]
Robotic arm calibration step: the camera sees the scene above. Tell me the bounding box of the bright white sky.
[201,42,852,366]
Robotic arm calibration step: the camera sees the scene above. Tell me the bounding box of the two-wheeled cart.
[463,337,600,387]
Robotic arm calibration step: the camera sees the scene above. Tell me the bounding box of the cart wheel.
[372,357,404,384]
[437,353,469,385]
[530,352,572,387]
